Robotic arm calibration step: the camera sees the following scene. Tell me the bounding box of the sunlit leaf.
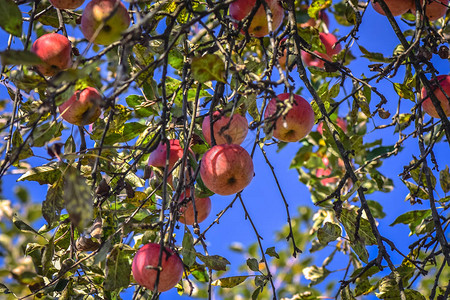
[191,54,226,83]
[196,253,230,271]
[212,276,250,288]
[104,244,133,291]
[0,0,21,36]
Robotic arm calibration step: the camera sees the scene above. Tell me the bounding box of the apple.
[80,0,130,45]
[298,8,330,28]
[178,189,211,225]
[49,0,84,9]
[31,33,72,76]
[301,33,341,68]
[200,144,254,196]
[411,0,449,21]
[421,75,450,118]
[371,0,412,16]
[229,0,284,37]
[317,117,347,135]
[202,111,248,145]
[264,93,315,142]
[132,243,184,292]
[59,87,102,126]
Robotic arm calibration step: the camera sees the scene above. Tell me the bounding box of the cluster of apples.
[371,0,449,21]
[31,0,130,126]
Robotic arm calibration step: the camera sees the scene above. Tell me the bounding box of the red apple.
[178,189,211,225]
[317,117,347,135]
[229,0,284,37]
[301,33,341,68]
[31,33,72,76]
[49,0,84,9]
[132,243,184,292]
[200,144,254,196]
[298,9,330,28]
[421,75,450,118]
[59,87,102,126]
[202,111,248,145]
[81,0,130,45]
[371,0,412,16]
[264,93,315,142]
[411,0,449,21]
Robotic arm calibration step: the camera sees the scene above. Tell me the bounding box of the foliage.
[0,0,449,299]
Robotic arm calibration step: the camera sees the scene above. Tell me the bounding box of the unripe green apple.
[200,144,254,196]
[229,0,284,37]
[371,0,412,16]
[59,87,102,126]
[31,33,72,76]
[81,0,130,45]
[421,75,450,118]
[202,111,248,145]
[264,93,315,142]
[132,243,184,292]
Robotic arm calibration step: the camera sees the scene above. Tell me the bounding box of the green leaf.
[366,145,396,161]
[42,181,64,225]
[355,279,378,296]
[366,200,386,219]
[196,253,230,271]
[340,285,357,300]
[17,163,62,185]
[317,222,342,245]
[212,276,250,288]
[0,283,11,294]
[308,0,332,18]
[0,0,22,36]
[12,213,44,237]
[32,121,63,148]
[104,244,133,291]
[302,265,330,286]
[351,238,369,264]
[359,45,391,63]
[393,82,414,101]
[11,130,34,164]
[189,262,209,282]
[103,122,147,144]
[181,227,196,267]
[439,165,450,193]
[410,166,436,189]
[0,50,42,66]
[340,208,377,245]
[265,246,279,259]
[191,54,226,83]
[64,168,93,229]
[246,258,259,271]
[390,209,431,227]
[403,181,429,200]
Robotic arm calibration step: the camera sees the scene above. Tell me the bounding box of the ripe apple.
[301,33,341,68]
[421,75,450,118]
[49,0,84,9]
[132,243,184,292]
[200,144,254,196]
[80,0,130,45]
[59,87,102,126]
[31,33,72,76]
[178,189,211,225]
[202,111,248,145]
[317,117,347,135]
[371,0,412,16]
[264,93,315,142]
[229,0,284,37]
[411,0,449,21]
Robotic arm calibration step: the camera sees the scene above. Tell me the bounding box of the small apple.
[411,0,449,21]
[132,243,184,292]
[264,93,315,142]
[421,75,450,118]
[49,0,84,9]
[81,0,130,45]
[31,33,72,76]
[371,0,412,16]
[229,0,284,37]
[202,111,248,145]
[178,189,212,225]
[317,117,347,135]
[301,33,341,68]
[200,144,254,196]
[59,87,102,126]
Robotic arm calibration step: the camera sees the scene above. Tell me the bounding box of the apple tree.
[0,0,449,299]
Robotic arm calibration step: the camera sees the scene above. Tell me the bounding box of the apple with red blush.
[200,144,254,196]
[202,110,248,145]
[264,93,315,142]
[132,243,184,292]
[59,87,103,126]
[31,33,72,76]
[421,75,450,118]
[178,189,211,225]
[317,117,347,135]
[229,0,284,37]
[301,33,341,68]
[371,0,412,16]
[49,0,84,9]
[411,0,449,21]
